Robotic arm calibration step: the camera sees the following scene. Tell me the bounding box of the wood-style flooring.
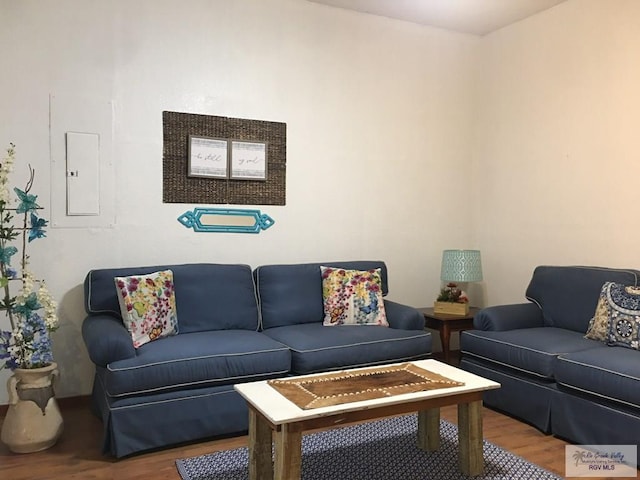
[1,397,631,480]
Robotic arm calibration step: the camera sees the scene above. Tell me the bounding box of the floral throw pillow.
[321,266,388,327]
[585,281,640,350]
[114,269,179,348]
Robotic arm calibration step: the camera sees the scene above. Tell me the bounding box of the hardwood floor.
[0,397,632,480]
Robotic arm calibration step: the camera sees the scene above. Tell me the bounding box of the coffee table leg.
[417,408,440,451]
[274,422,303,480]
[458,400,484,476]
[248,408,273,480]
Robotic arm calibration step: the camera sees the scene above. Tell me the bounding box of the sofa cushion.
[114,269,179,348]
[85,263,260,334]
[261,323,431,374]
[103,330,290,397]
[255,261,388,330]
[556,347,640,408]
[461,327,606,379]
[525,266,639,333]
[321,266,388,327]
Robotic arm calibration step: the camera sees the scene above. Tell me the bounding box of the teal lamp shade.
[440,250,483,283]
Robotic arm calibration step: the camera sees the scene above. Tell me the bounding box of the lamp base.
[433,301,469,316]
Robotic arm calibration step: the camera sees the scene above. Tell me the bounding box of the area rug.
[176,414,562,480]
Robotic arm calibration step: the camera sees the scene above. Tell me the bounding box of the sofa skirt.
[460,357,555,433]
[551,387,640,446]
[91,373,250,458]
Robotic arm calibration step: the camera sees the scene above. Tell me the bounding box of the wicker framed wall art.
[163,111,286,205]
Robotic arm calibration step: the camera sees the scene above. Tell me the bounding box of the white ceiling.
[306,0,567,36]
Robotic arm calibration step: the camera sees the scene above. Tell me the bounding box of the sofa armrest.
[82,314,136,367]
[473,303,543,331]
[383,300,424,330]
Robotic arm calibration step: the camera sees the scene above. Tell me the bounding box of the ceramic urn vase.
[1,362,63,453]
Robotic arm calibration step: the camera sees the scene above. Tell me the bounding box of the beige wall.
[2,0,640,403]
[472,0,640,306]
[0,0,477,402]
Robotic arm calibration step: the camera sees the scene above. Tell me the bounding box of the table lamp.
[435,249,483,315]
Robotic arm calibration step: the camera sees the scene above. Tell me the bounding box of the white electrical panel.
[65,132,100,216]
[50,93,114,228]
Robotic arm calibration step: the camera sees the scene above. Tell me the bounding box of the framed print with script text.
[230,140,267,181]
[188,135,229,179]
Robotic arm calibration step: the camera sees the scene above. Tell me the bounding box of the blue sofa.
[460,265,640,446]
[82,260,431,457]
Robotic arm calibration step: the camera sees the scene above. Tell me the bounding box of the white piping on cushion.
[86,264,262,319]
[461,330,565,357]
[461,351,553,380]
[254,261,389,331]
[462,357,559,386]
[286,332,432,353]
[525,266,640,308]
[85,270,122,316]
[110,389,238,410]
[557,355,640,382]
[96,372,241,410]
[299,352,432,375]
[107,346,290,372]
[250,267,262,332]
[556,382,640,411]
[556,355,640,406]
[105,368,291,398]
[254,266,264,331]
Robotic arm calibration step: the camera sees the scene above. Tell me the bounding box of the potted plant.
[434,282,470,315]
[0,143,62,453]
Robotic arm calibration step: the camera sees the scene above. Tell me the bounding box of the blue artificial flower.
[0,245,17,264]
[14,187,40,214]
[6,267,17,279]
[31,331,53,367]
[5,357,19,370]
[25,312,46,334]
[28,212,47,242]
[19,319,36,338]
[31,347,53,367]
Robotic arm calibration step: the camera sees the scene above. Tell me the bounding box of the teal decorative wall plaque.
[178,207,275,234]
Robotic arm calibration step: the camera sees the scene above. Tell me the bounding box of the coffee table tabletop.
[235,359,500,479]
[235,359,498,424]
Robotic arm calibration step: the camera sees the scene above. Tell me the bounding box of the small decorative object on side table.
[419,307,480,364]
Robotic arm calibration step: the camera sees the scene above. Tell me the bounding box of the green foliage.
[436,283,468,303]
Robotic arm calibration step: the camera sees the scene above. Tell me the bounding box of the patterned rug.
[176,414,562,480]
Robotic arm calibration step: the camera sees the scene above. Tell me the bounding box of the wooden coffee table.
[234,359,500,479]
